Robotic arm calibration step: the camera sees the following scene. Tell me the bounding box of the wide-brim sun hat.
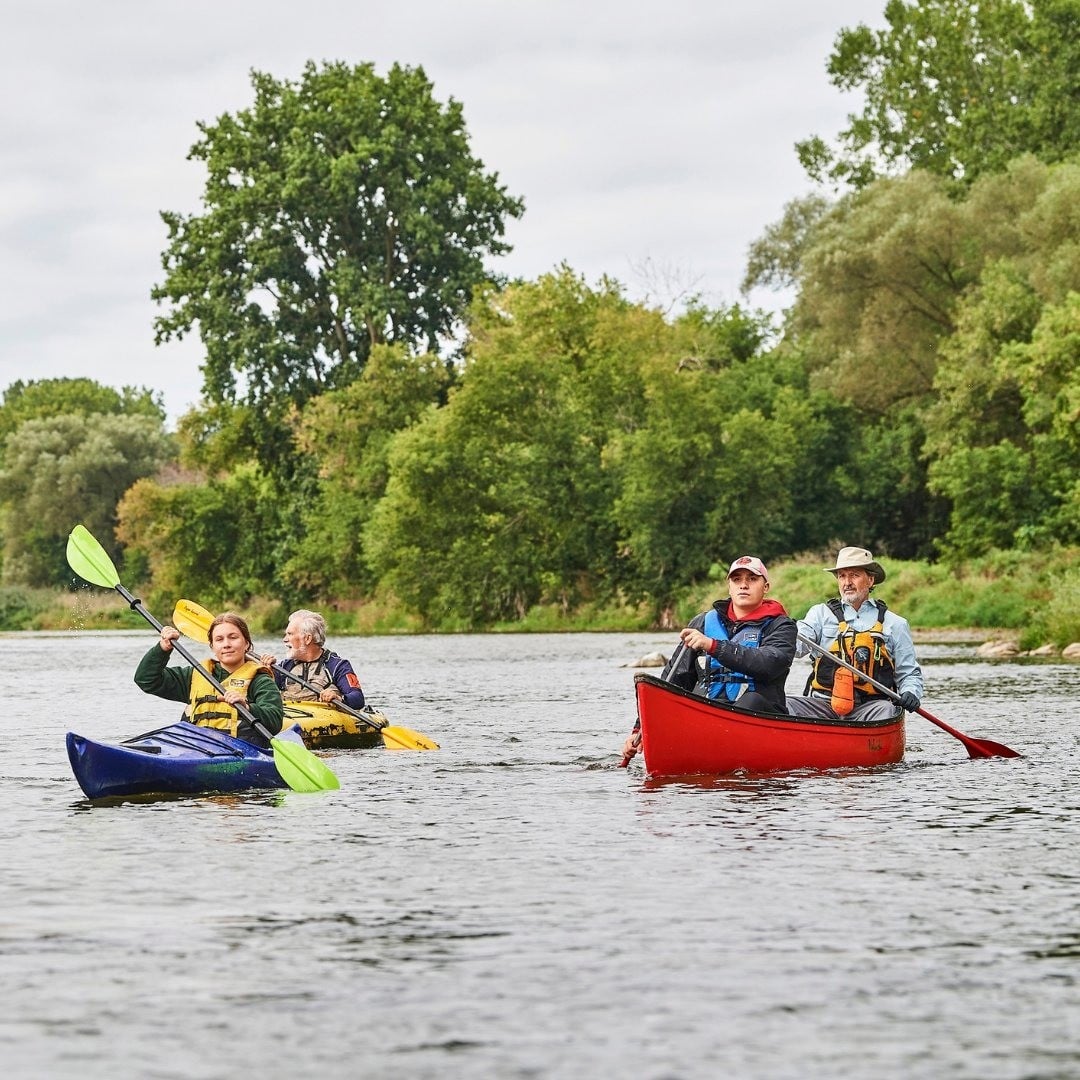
[824,546,886,584]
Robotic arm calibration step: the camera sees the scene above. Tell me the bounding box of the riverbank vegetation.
[1,3,1077,647]
[10,544,1078,654]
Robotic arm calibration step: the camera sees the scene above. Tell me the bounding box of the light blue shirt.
[796,597,924,699]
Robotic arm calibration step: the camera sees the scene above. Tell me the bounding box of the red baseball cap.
[727,555,769,583]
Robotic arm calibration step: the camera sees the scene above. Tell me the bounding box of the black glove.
[898,691,920,713]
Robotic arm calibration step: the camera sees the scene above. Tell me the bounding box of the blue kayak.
[66,722,291,800]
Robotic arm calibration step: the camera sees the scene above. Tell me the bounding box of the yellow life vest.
[187,659,268,737]
[810,599,896,697]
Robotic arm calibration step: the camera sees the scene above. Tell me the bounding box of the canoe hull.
[66,722,287,800]
[635,674,905,778]
[281,700,385,749]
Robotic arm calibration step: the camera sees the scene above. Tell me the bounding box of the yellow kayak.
[281,700,388,749]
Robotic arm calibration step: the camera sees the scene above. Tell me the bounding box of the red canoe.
[634,673,905,777]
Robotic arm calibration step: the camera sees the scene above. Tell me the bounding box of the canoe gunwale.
[633,673,906,777]
[633,673,904,732]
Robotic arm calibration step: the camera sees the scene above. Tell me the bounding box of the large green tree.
[0,378,163,461]
[280,344,452,597]
[153,60,524,473]
[799,0,1080,189]
[773,157,1074,413]
[364,270,663,624]
[0,413,173,586]
[926,274,1080,555]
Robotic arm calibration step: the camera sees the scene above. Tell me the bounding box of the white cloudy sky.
[1,0,878,423]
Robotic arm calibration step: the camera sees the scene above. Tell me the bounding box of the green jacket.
[134,643,284,736]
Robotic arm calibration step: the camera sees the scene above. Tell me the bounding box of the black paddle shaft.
[258,652,386,733]
[620,641,689,767]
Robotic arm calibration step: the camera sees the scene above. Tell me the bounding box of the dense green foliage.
[153,60,523,476]
[742,157,1079,565]
[3,15,1078,644]
[282,344,452,597]
[0,378,163,459]
[0,381,172,587]
[799,0,1080,189]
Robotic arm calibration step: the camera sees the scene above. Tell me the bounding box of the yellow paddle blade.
[173,598,214,640]
[381,725,440,751]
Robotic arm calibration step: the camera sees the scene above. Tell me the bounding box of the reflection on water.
[68,789,292,812]
[1,630,1079,1078]
[638,762,906,794]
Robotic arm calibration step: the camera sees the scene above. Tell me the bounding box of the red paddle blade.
[964,738,1021,759]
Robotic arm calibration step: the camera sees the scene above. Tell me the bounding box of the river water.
[2,629,1078,1079]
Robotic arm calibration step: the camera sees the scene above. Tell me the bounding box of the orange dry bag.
[830,664,855,715]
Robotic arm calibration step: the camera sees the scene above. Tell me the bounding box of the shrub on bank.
[0,586,53,630]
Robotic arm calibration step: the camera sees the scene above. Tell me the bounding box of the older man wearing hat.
[786,546,923,723]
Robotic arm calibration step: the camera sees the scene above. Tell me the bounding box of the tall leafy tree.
[799,0,1080,189]
[782,157,1071,413]
[153,60,524,473]
[280,344,451,597]
[926,275,1080,555]
[364,270,661,625]
[0,414,173,586]
[0,378,163,462]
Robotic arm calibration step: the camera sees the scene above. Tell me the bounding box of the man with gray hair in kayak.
[787,546,923,723]
[260,609,366,710]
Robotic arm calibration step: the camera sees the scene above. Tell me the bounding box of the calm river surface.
[2,629,1078,1079]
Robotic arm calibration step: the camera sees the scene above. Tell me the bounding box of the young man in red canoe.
[786,546,923,723]
[621,556,796,763]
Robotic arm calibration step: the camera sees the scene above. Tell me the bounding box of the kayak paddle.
[173,598,439,751]
[65,524,340,792]
[798,633,1020,759]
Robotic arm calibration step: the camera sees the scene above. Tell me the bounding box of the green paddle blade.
[66,524,121,588]
[271,736,340,792]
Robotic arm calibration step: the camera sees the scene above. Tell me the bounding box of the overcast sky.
[1,0,878,423]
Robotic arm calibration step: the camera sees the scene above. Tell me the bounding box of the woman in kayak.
[621,556,796,763]
[134,612,284,744]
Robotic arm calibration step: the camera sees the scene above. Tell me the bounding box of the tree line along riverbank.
[10,545,1078,656]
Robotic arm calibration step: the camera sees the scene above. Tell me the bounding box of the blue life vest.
[702,608,767,701]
